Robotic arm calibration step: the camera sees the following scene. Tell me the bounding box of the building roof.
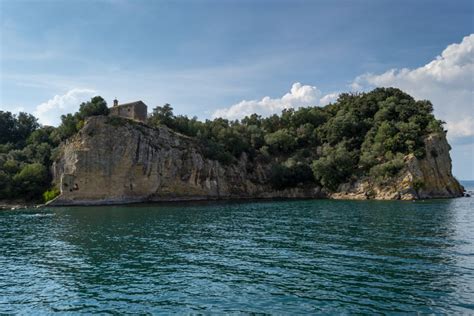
[116,100,147,108]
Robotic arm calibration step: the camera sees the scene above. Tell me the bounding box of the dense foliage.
[0,96,109,202]
[53,96,109,142]
[0,88,444,202]
[147,88,444,190]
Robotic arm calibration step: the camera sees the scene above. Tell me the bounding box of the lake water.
[1,185,473,313]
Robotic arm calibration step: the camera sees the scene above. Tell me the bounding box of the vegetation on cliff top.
[0,88,444,201]
[147,88,444,190]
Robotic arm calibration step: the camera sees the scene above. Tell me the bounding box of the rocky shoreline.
[3,192,471,210]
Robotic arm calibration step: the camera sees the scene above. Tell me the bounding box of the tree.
[0,111,39,146]
[148,104,175,128]
[52,96,109,142]
[264,129,297,153]
[0,111,16,144]
[13,163,48,200]
[78,96,109,119]
[15,112,40,144]
[53,114,81,142]
[311,143,357,191]
[269,162,314,189]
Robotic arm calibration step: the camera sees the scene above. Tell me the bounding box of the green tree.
[148,103,175,128]
[78,96,109,119]
[311,143,357,191]
[13,163,48,200]
[264,129,297,153]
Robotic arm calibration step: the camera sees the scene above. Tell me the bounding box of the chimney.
[113,99,118,107]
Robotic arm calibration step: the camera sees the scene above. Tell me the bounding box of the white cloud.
[1,105,25,113]
[34,88,97,126]
[351,34,474,143]
[212,82,338,120]
[445,118,474,139]
[319,92,339,105]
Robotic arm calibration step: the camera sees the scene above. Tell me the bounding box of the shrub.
[43,187,60,203]
[311,143,357,191]
[13,163,48,200]
[369,155,405,180]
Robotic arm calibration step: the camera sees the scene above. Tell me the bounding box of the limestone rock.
[50,116,463,205]
[50,116,324,205]
[330,132,464,200]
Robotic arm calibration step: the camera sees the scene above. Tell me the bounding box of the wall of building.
[133,104,147,122]
[109,102,147,122]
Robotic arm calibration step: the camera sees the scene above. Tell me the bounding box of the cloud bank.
[34,88,97,126]
[212,82,338,120]
[351,34,474,144]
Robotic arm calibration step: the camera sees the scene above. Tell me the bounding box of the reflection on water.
[1,198,473,313]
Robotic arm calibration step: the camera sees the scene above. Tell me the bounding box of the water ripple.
[1,197,473,313]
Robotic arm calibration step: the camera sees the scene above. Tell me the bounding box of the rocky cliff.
[50,116,463,205]
[331,133,464,200]
[50,116,324,205]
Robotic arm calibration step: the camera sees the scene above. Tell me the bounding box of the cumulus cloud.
[351,34,474,143]
[213,82,338,120]
[34,88,97,126]
[319,92,339,105]
[445,118,474,144]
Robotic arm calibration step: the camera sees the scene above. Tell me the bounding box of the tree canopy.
[147,88,444,190]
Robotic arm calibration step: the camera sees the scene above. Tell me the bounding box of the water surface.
[1,193,473,313]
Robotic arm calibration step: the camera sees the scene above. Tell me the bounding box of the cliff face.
[331,133,464,200]
[51,116,323,205]
[50,116,463,205]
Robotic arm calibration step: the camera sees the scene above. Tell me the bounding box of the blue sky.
[1,0,473,178]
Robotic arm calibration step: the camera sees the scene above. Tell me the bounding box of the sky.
[0,0,473,179]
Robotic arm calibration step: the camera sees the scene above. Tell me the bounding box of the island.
[0,88,464,207]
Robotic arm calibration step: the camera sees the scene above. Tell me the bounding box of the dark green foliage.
[12,163,49,200]
[264,129,297,153]
[0,132,54,201]
[148,103,175,128]
[145,88,443,191]
[368,153,405,182]
[0,96,108,201]
[52,96,108,142]
[0,111,39,146]
[270,162,314,189]
[78,96,109,118]
[0,88,444,201]
[311,142,357,191]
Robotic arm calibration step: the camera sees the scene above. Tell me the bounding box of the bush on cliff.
[53,96,109,142]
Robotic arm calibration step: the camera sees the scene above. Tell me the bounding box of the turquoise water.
[1,193,473,313]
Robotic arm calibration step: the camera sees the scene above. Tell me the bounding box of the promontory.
[45,88,463,205]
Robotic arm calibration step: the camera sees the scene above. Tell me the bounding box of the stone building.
[109,99,148,123]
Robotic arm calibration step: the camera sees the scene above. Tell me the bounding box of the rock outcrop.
[50,116,463,205]
[50,116,324,205]
[331,133,464,200]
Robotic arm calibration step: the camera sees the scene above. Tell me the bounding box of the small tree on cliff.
[148,104,175,128]
[78,96,109,119]
[52,96,109,142]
